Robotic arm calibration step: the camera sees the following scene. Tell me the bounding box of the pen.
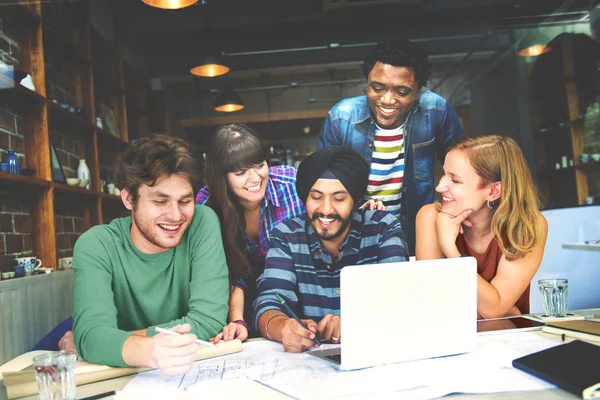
[275,293,323,347]
[155,326,216,347]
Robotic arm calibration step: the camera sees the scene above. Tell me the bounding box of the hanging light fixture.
[141,0,198,9]
[190,54,230,77]
[517,29,551,57]
[214,89,244,112]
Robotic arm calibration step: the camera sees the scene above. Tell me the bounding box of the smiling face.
[366,62,420,129]
[226,160,269,206]
[123,173,195,254]
[306,179,354,242]
[436,149,499,217]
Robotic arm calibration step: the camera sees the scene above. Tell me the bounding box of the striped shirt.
[196,165,305,324]
[253,209,409,328]
[366,124,405,217]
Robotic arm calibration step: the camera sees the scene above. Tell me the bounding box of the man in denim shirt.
[319,40,464,255]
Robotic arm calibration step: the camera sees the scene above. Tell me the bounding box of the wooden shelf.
[0,1,149,276]
[575,161,600,172]
[0,75,46,107]
[96,128,128,148]
[47,100,94,136]
[53,182,100,197]
[0,171,52,189]
[101,192,122,202]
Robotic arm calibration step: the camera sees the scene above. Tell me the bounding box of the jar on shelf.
[2,150,21,174]
[77,159,90,190]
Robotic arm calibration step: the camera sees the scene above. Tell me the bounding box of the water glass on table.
[538,279,568,318]
[33,351,76,400]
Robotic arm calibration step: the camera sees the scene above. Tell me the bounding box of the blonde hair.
[451,135,543,260]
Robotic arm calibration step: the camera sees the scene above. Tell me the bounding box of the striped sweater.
[253,209,409,328]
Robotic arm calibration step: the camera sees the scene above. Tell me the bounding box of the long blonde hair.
[451,135,543,260]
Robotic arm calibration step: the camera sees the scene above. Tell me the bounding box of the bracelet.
[265,313,288,340]
[233,319,249,330]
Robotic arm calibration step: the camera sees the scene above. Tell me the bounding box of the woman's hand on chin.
[436,208,473,257]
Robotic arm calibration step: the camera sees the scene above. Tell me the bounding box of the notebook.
[542,320,600,343]
[512,340,600,399]
[307,257,477,370]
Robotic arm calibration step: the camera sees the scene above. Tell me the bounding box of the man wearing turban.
[253,147,409,353]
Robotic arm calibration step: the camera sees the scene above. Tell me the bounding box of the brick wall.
[0,190,34,273]
[54,195,86,258]
[50,129,81,179]
[0,15,20,69]
[0,99,26,166]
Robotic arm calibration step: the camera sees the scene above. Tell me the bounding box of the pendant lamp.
[141,0,198,9]
[190,54,230,77]
[214,89,244,112]
[517,29,551,57]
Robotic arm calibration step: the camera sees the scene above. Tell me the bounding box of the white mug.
[15,257,42,275]
[58,257,73,270]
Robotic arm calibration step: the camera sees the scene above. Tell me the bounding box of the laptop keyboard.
[324,354,341,363]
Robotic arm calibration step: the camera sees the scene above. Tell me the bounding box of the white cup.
[58,257,73,270]
[15,256,42,275]
[107,183,116,195]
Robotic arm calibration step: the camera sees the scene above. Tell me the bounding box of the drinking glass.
[538,279,568,317]
[33,351,76,400]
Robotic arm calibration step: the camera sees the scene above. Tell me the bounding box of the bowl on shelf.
[66,178,80,186]
[78,178,89,188]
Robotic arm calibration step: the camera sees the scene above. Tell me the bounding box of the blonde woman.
[416,134,548,318]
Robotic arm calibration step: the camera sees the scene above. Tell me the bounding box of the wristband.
[233,319,249,330]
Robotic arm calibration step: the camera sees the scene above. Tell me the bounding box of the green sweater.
[73,205,229,367]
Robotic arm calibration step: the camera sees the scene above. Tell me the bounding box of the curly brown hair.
[116,134,201,204]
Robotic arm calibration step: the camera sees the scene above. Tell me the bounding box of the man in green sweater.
[73,134,229,376]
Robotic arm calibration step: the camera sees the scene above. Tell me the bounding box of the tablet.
[477,316,544,334]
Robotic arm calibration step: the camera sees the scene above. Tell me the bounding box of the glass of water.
[538,279,568,317]
[33,351,76,400]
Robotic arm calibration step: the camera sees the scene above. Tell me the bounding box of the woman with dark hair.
[196,124,305,343]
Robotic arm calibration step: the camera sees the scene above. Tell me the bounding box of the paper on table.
[2,339,242,399]
[125,332,561,400]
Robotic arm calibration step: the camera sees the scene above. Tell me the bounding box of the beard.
[310,212,352,241]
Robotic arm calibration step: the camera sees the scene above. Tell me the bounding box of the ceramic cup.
[15,257,42,276]
[58,257,73,270]
[580,153,590,164]
[107,183,116,195]
[592,153,600,162]
[1,272,9,280]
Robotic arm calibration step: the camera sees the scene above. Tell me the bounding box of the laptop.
[307,257,477,370]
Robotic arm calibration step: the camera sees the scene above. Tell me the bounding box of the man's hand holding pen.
[281,318,320,353]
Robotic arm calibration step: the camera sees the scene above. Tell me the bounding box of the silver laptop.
[308,257,477,370]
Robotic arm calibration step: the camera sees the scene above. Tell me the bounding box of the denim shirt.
[318,90,464,254]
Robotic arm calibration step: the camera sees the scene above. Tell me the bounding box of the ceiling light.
[190,54,230,77]
[141,0,198,10]
[517,29,551,57]
[214,89,244,112]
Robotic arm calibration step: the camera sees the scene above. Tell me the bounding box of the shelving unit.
[0,1,147,273]
[530,34,598,209]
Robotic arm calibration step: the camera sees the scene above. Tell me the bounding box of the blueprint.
[124,332,559,399]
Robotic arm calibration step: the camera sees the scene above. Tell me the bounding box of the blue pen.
[275,293,323,347]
